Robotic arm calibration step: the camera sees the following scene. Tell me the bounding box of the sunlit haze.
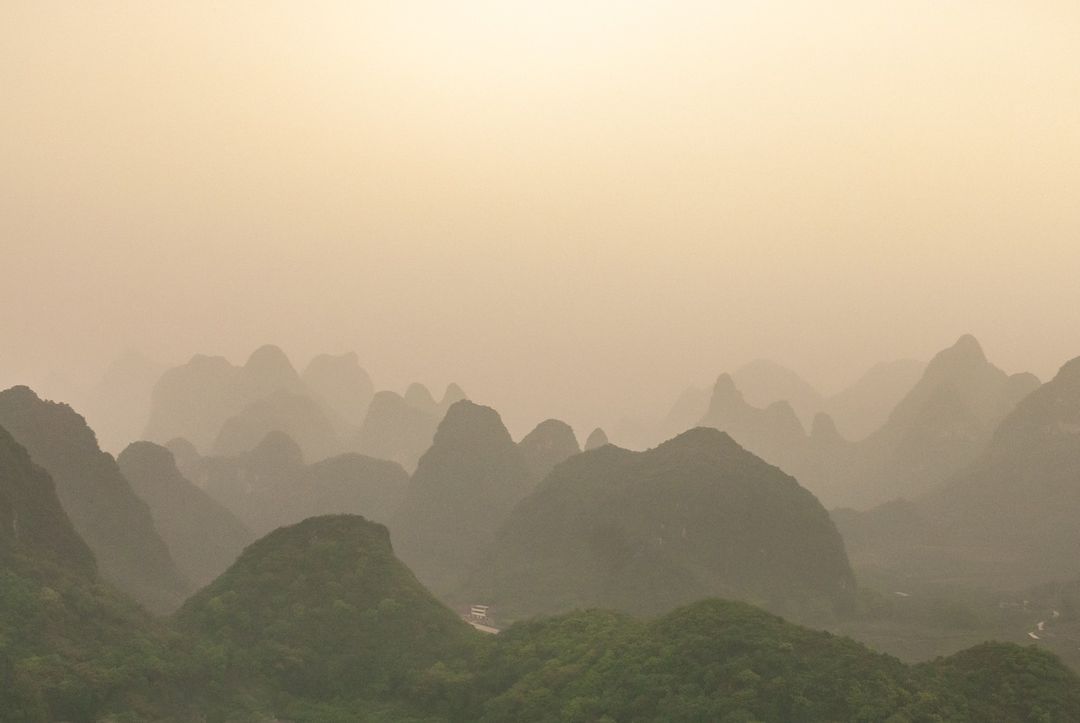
[3,0,1079,435]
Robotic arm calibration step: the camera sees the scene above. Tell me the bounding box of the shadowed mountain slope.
[0,386,189,612]
[393,400,533,595]
[465,427,855,624]
[117,441,254,587]
[517,418,580,482]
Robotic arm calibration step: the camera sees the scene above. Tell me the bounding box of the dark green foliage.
[0,425,94,576]
[176,515,476,701]
[453,599,1080,722]
[466,427,855,624]
[0,427,193,721]
[0,561,190,722]
[117,441,254,588]
[926,642,1080,722]
[0,387,189,612]
[2,480,1079,721]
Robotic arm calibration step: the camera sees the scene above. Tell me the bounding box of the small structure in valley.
[463,604,499,634]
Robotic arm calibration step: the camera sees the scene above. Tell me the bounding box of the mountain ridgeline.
[175,515,475,705]
[7,336,1080,721]
[0,423,188,721]
[5,502,1077,721]
[184,430,410,538]
[393,400,534,595]
[466,427,856,624]
[0,386,189,612]
[116,441,254,588]
[517,417,581,481]
[690,335,1040,509]
[841,354,1080,589]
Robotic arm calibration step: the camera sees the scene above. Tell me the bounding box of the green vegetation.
[0,424,192,721]
[3,485,1080,721]
[455,599,1080,722]
[176,515,476,704]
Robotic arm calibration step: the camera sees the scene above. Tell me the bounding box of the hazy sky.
[2,1,1079,435]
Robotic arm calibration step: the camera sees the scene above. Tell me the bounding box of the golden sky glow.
[2,1,1079,434]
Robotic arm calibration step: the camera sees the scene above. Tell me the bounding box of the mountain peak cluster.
[4,334,1080,720]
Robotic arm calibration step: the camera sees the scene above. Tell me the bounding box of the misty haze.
[2,2,1080,721]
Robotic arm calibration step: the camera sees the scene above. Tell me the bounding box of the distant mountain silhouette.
[300,453,409,529]
[518,418,580,481]
[584,426,609,450]
[353,390,438,472]
[76,351,166,455]
[465,427,855,623]
[728,358,926,442]
[0,386,189,612]
[733,359,824,427]
[823,358,925,440]
[438,382,467,414]
[915,355,1080,583]
[233,344,306,402]
[696,374,807,471]
[394,400,533,594]
[825,335,1039,508]
[658,385,712,440]
[404,382,439,417]
[198,430,305,532]
[144,345,310,452]
[164,436,201,481]
[117,441,254,587]
[301,351,374,428]
[211,389,343,461]
[192,430,408,537]
[144,353,237,451]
